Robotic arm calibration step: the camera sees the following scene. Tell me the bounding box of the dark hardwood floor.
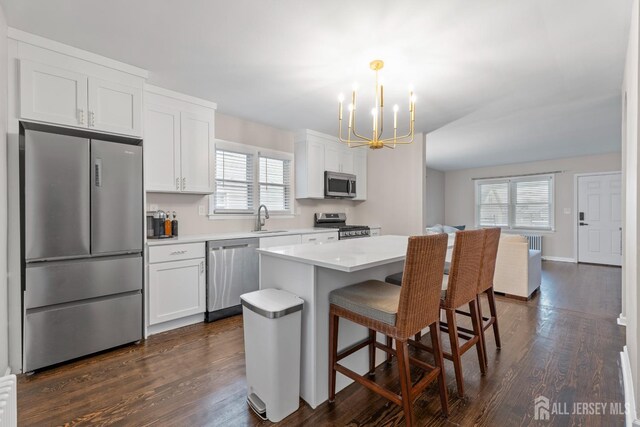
[17,261,624,426]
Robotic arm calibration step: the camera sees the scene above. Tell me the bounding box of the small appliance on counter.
[314,212,370,239]
[147,210,178,239]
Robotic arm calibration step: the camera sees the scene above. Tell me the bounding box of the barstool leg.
[487,287,501,349]
[469,299,487,375]
[368,329,376,376]
[445,309,465,398]
[328,311,339,402]
[385,336,393,365]
[476,295,489,368]
[396,340,414,427]
[430,321,449,417]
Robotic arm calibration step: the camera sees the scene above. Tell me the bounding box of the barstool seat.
[329,280,400,325]
[386,262,451,286]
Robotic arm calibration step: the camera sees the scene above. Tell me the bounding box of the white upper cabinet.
[19,59,143,137]
[145,103,181,192]
[88,78,142,136]
[180,111,214,193]
[324,144,342,173]
[20,60,88,128]
[295,129,367,200]
[353,150,367,200]
[144,86,216,194]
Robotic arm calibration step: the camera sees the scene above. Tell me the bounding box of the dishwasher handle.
[208,238,260,252]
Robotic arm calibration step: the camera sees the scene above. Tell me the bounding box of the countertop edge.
[146,228,338,246]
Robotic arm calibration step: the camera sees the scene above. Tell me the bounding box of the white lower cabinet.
[260,234,302,248]
[148,247,206,326]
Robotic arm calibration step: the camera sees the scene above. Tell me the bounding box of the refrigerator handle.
[94,158,103,187]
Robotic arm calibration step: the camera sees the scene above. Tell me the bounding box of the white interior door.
[577,173,622,266]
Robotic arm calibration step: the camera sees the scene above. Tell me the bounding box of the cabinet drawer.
[301,232,338,244]
[148,242,205,263]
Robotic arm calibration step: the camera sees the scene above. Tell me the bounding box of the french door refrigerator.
[21,127,143,372]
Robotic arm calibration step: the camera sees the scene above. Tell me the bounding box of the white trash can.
[241,288,304,423]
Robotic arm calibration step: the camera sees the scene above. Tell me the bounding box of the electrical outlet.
[198,205,206,216]
[149,204,158,211]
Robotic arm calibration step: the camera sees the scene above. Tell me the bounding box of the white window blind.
[213,149,254,213]
[258,155,292,213]
[512,177,552,229]
[477,181,509,227]
[475,174,554,230]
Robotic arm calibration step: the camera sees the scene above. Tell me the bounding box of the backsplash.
[146,193,362,236]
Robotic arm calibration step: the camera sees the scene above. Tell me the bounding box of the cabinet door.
[353,150,367,200]
[301,232,338,244]
[148,258,206,325]
[341,149,354,174]
[88,78,142,136]
[307,140,326,198]
[20,60,88,128]
[180,111,214,193]
[259,234,302,248]
[325,144,342,173]
[145,104,181,192]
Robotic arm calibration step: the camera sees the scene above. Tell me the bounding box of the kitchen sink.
[251,230,288,234]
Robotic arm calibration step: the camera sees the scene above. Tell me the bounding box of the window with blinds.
[475,174,554,230]
[213,149,254,213]
[477,181,509,227]
[259,155,292,213]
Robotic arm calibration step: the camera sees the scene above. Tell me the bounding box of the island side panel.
[259,254,319,407]
[313,261,405,407]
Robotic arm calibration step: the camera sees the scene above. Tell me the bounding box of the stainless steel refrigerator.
[21,126,143,372]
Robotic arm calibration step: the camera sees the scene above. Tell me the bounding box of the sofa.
[493,235,541,299]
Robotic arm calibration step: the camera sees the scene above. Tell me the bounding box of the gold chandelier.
[338,59,416,149]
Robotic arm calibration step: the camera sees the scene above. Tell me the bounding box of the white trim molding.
[618,314,628,326]
[621,346,640,426]
[542,256,576,263]
[145,84,217,110]
[8,27,148,78]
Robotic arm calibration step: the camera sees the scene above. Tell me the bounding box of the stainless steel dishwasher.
[206,238,259,322]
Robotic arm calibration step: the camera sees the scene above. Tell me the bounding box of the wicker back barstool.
[328,234,449,426]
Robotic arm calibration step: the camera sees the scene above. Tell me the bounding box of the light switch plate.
[563,208,571,215]
[198,205,206,216]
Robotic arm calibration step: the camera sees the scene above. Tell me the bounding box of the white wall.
[146,113,362,234]
[444,152,622,260]
[356,134,426,235]
[0,2,8,375]
[623,0,640,414]
[425,167,445,226]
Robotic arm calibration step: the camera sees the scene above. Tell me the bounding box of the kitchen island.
[257,235,413,409]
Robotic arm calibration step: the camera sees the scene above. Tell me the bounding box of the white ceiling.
[1,0,632,170]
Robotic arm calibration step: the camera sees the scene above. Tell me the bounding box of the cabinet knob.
[182,177,186,190]
[89,111,95,127]
[78,109,85,125]
[176,177,180,190]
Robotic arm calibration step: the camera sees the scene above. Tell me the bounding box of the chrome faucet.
[255,204,270,231]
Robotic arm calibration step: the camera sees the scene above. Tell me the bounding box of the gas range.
[314,213,371,240]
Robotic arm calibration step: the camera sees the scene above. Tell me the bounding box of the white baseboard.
[147,313,204,336]
[619,315,628,326]
[621,346,640,426]
[542,256,576,263]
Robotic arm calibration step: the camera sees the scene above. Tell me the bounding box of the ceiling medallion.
[338,60,416,149]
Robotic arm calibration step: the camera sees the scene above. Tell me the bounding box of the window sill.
[476,226,555,234]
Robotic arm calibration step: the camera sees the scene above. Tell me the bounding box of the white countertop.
[147,228,337,246]
[257,235,411,272]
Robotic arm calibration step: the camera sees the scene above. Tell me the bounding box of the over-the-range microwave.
[324,171,357,198]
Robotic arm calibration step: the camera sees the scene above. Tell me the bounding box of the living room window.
[475,174,554,230]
